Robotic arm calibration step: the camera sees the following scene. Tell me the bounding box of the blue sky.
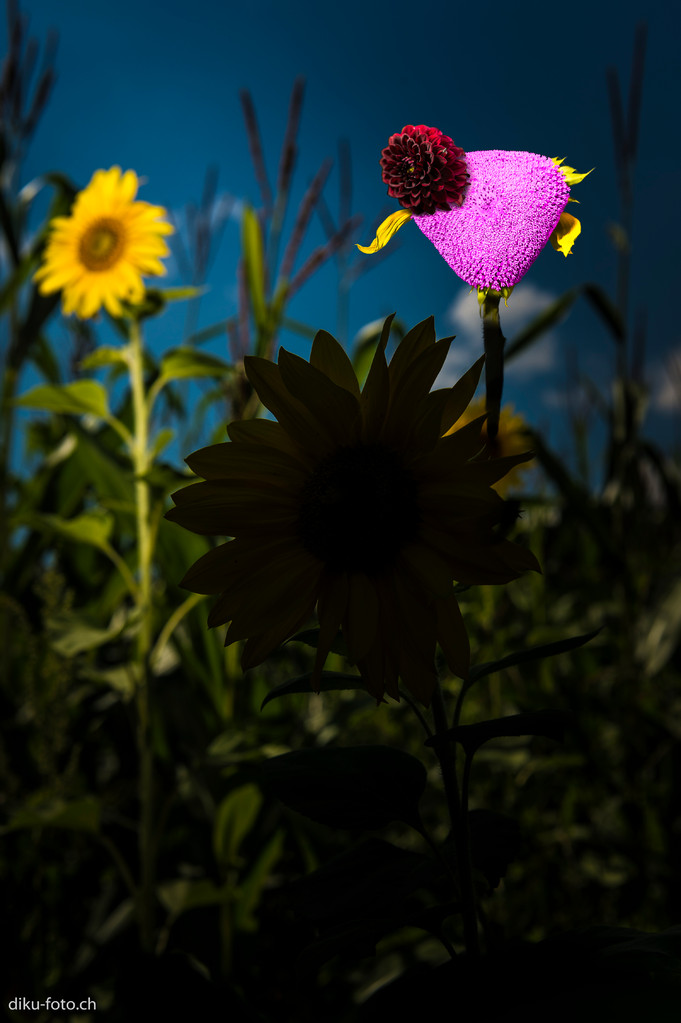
[4,0,681,476]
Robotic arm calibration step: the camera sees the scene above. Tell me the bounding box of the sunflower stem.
[431,682,480,958]
[481,291,507,443]
[129,317,156,954]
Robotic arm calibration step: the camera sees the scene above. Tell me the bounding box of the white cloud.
[649,348,681,413]
[436,283,561,386]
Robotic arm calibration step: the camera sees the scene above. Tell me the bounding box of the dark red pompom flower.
[380,124,468,215]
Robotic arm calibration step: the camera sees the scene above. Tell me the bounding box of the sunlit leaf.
[159,347,233,382]
[79,346,128,370]
[20,508,114,549]
[13,380,110,418]
[241,204,267,329]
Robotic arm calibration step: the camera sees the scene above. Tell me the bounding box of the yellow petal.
[356,209,412,254]
[550,212,581,257]
[551,159,594,186]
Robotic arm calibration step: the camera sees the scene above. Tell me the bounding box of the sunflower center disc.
[297,444,420,574]
[79,217,126,271]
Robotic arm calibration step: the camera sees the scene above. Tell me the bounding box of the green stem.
[431,682,480,957]
[129,317,155,953]
[150,591,204,671]
[481,290,507,443]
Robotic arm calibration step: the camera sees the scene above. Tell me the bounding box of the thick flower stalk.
[167,318,540,707]
[34,166,173,318]
[358,125,591,298]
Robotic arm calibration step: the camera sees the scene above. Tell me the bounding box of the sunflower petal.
[434,594,470,680]
[356,209,412,254]
[550,212,581,256]
[312,572,350,691]
[344,574,379,662]
[277,348,361,447]
[310,329,361,399]
[244,355,333,458]
[440,356,486,434]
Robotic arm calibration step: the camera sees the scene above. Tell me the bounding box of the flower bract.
[166,318,540,706]
[359,127,592,296]
[34,166,173,319]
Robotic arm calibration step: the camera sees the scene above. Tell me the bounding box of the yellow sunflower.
[34,166,173,319]
[166,318,540,706]
[446,399,532,495]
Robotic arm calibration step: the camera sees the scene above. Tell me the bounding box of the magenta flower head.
[359,125,592,300]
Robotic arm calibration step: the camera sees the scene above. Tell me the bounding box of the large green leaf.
[13,380,109,418]
[261,745,427,831]
[159,347,233,382]
[20,508,115,549]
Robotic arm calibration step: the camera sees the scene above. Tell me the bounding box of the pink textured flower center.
[412,151,570,289]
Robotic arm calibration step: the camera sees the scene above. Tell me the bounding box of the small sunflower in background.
[34,166,173,318]
[446,399,532,495]
[358,124,591,298]
[166,318,540,706]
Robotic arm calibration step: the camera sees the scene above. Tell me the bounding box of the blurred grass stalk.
[0,0,58,668]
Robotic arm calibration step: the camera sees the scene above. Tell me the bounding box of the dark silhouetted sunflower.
[166,318,540,706]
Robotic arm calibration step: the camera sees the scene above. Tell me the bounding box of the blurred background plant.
[1,4,680,1021]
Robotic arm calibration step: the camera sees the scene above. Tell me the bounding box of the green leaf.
[45,610,128,657]
[13,380,109,418]
[1,795,100,834]
[79,663,141,698]
[157,878,227,918]
[149,427,175,461]
[287,627,348,656]
[241,205,267,329]
[234,829,285,932]
[430,709,572,757]
[261,670,369,709]
[467,629,601,687]
[285,838,433,928]
[159,347,233,382]
[21,508,115,549]
[505,288,579,362]
[79,346,128,370]
[213,783,263,868]
[582,283,625,344]
[261,745,427,831]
